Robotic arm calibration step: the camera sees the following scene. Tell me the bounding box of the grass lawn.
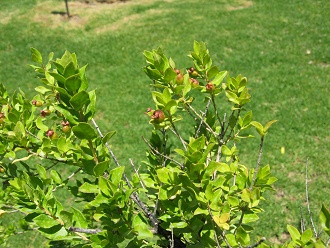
[0,0,329,245]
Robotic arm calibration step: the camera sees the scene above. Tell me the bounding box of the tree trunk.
[64,0,70,18]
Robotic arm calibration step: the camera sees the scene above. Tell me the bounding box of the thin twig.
[68,226,102,234]
[244,237,266,248]
[142,137,184,169]
[91,118,159,232]
[211,95,222,127]
[161,129,167,166]
[195,98,211,138]
[52,167,82,192]
[170,122,187,151]
[207,205,229,248]
[300,206,305,232]
[129,158,148,195]
[250,136,264,191]
[186,103,219,140]
[305,158,318,237]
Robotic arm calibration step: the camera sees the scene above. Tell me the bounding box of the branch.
[244,237,266,248]
[250,136,264,191]
[142,137,184,169]
[186,103,219,140]
[68,226,102,234]
[305,158,318,237]
[195,98,211,138]
[91,118,159,232]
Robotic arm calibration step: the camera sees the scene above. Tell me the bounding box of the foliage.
[0,41,329,247]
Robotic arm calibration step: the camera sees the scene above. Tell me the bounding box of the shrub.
[0,41,329,247]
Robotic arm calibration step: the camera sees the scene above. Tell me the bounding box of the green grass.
[0,0,329,245]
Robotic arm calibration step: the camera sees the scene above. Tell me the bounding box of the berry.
[151,110,165,123]
[0,167,4,173]
[206,82,215,91]
[46,129,55,137]
[41,109,51,117]
[32,100,42,107]
[174,68,181,75]
[176,73,184,84]
[190,78,199,88]
[62,125,71,133]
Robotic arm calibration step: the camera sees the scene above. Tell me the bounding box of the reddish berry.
[151,110,165,123]
[46,129,55,137]
[176,73,184,84]
[206,83,215,91]
[32,100,42,107]
[190,78,199,88]
[41,109,51,117]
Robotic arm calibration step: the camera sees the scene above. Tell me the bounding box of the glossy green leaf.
[287,224,301,241]
[79,182,99,194]
[70,90,90,110]
[30,47,43,64]
[50,170,62,184]
[301,228,313,244]
[109,166,125,187]
[65,73,81,93]
[320,204,330,235]
[102,131,116,145]
[264,119,278,133]
[72,122,96,140]
[71,207,88,228]
[33,214,60,228]
[36,116,49,131]
[94,160,110,177]
[36,164,47,180]
[14,121,25,140]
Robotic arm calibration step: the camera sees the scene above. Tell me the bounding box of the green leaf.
[36,116,49,131]
[36,164,47,180]
[164,100,178,115]
[228,196,239,206]
[50,170,62,184]
[35,86,51,94]
[30,47,43,64]
[65,73,81,93]
[102,131,116,145]
[14,121,25,140]
[33,214,60,228]
[264,119,278,132]
[94,160,110,177]
[251,121,264,136]
[79,182,99,194]
[72,122,96,140]
[54,104,78,125]
[71,207,88,228]
[38,225,68,240]
[320,204,330,235]
[70,90,90,110]
[164,67,177,82]
[0,210,7,218]
[287,224,301,241]
[212,71,227,86]
[242,213,259,224]
[109,166,125,187]
[301,228,313,244]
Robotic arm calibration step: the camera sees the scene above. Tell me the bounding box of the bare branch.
[91,118,159,232]
[250,136,264,191]
[142,137,184,169]
[129,158,148,194]
[244,237,266,248]
[186,103,219,140]
[195,98,211,138]
[68,226,102,234]
[305,158,318,237]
